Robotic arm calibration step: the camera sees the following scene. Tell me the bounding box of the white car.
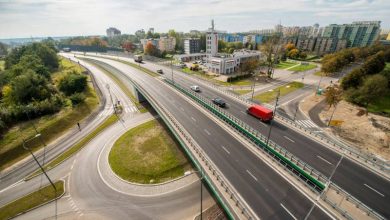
[190,85,200,92]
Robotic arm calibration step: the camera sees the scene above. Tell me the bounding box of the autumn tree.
[240,59,260,75]
[144,42,159,57]
[260,34,281,78]
[122,41,134,52]
[325,84,343,108]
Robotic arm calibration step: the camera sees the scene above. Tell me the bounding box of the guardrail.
[322,183,385,220]
[112,67,257,220]
[164,78,327,192]
[152,57,389,173]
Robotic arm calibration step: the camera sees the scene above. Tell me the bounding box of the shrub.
[58,72,87,96]
[69,92,86,105]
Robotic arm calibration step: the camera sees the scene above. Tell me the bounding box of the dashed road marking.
[204,129,211,135]
[317,155,332,165]
[280,203,298,220]
[283,136,295,143]
[246,170,258,182]
[221,146,230,154]
[191,117,196,122]
[364,184,385,197]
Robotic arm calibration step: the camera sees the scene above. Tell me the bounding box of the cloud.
[0,0,389,38]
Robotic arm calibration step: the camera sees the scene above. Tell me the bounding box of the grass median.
[233,89,252,95]
[275,61,298,69]
[0,180,64,220]
[27,114,118,180]
[289,63,317,72]
[109,119,191,184]
[254,81,304,103]
[0,58,99,171]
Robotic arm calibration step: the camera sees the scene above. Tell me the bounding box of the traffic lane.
[169,75,339,176]
[92,58,329,219]
[332,159,390,218]
[174,73,390,217]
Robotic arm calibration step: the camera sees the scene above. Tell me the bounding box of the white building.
[206,20,218,57]
[158,37,176,52]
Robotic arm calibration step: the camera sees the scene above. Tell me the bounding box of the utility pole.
[316,74,323,95]
[266,89,280,146]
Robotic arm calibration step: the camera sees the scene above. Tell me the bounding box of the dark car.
[212,98,226,107]
[157,69,163,74]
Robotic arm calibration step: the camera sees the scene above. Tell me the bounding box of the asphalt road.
[82,56,333,219]
[1,55,214,220]
[91,53,390,218]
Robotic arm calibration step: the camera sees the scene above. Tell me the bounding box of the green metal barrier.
[165,79,326,192]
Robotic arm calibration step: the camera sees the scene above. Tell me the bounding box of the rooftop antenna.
[211,19,215,31]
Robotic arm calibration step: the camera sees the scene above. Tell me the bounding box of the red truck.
[247,105,273,122]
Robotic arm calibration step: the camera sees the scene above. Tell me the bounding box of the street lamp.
[266,89,280,146]
[251,77,259,100]
[185,167,204,220]
[19,130,57,220]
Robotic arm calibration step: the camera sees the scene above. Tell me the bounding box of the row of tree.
[283,43,307,60]
[0,43,87,136]
[321,44,390,75]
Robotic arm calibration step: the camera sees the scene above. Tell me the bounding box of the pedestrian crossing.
[295,120,319,128]
[98,105,138,117]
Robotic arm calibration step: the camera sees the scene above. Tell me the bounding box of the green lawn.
[0,58,99,171]
[385,62,390,71]
[368,95,390,116]
[109,119,191,184]
[27,114,118,179]
[0,60,4,71]
[0,180,64,220]
[253,81,304,103]
[182,67,214,79]
[289,63,317,72]
[275,61,298,69]
[233,89,252,95]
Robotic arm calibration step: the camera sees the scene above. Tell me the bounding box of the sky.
[0,0,389,39]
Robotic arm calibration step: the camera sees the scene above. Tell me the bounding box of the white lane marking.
[179,107,184,111]
[280,203,298,220]
[191,117,196,122]
[204,129,211,135]
[364,184,385,197]
[246,170,258,182]
[317,155,333,165]
[221,146,230,154]
[283,136,295,143]
[0,180,24,193]
[240,111,246,114]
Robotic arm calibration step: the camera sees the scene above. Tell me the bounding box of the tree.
[144,42,159,57]
[260,34,281,78]
[361,51,385,75]
[0,42,8,56]
[240,59,259,74]
[58,72,87,96]
[349,74,388,108]
[287,49,300,59]
[341,68,365,90]
[285,43,296,51]
[122,41,134,52]
[325,84,343,108]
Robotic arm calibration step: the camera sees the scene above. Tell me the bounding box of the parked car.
[246,105,273,122]
[190,85,200,92]
[157,69,163,74]
[212,98,226,107]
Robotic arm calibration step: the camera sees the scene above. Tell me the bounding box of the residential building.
[222,34,244,43]
[296,37,317,51]
[106,27,121,37]
[206,19,218,56]
[158,37,176,52]
[313,37,347,55]
[184,38,201,54]
[322,21,381,48]
[140,38,159,51]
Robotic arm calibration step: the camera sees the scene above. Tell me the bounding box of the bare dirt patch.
[301,94,390,161]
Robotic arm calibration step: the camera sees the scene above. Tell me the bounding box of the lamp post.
[185,167,204,220]
[251,77,258,101]
[266,89,280,146]
[20,131,57,220]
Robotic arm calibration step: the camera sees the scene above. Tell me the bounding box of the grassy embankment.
[254,81,304,103]
[0,180,64,220]
[81,58,148,113]
[27,114,118,179]
[109,119,191,184]
[0,58,99,171]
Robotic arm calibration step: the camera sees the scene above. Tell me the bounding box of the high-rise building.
[106,27,121,37]
[322,21,381,48]
[184,38,201,54]
[206,19,218,56]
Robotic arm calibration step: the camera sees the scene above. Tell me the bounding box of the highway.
[1,56,214,220]
[89,53,390,218]
[81,56,333,219]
